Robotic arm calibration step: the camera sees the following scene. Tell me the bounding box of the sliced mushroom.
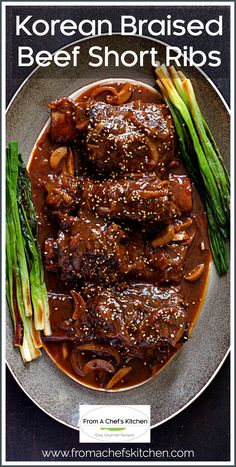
[172,231,189,242]
[152,225,175,248]
[174,218,193,232]
[184,263,205,282]
[83,359,115,374]
[78,343,121,364]
[50,146,68,169]
[50,147,75,176]
[106,366,132,389]
[70,290,86,320]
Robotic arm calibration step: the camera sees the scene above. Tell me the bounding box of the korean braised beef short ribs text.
[29,81,211,390]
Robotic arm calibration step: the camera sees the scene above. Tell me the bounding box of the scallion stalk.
[155,65,230,275]
[6,141,51,362]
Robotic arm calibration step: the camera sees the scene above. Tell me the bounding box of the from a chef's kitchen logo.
[79,405,150,443]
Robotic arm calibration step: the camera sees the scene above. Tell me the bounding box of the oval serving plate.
[6,35,230,429]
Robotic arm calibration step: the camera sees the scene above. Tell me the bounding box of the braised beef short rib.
[82,174,192,223]
[50,98,175,175]
[72,282,187,349]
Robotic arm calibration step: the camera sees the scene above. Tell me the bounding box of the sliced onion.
[43,335,75,342]
[146,137,160,163]
[90,86,118,101]
[50,188,73,204]
[94,122,106,134]
[62,343,69,359]
[44,181,55,193]
[106,366,132,389]
[65,148,75,176]
[145,138,159,162]
[107,83,133,105]
[70,349,85,376]
[70,290,86,320]
[78,343,121,364]
[139,189,166,199]
[83,359,115,374]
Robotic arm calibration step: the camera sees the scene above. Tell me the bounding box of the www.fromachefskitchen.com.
[41,447,195,460]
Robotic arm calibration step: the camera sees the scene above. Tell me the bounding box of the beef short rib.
[82,174,192,223]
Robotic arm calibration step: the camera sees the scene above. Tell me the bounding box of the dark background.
[6,358,230,462]
[5,3,231,463]
[6,4,230,103]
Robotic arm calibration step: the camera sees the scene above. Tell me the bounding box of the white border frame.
[1,1,235,465]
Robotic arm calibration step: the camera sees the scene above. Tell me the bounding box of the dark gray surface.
[6,358,230,462]
[6,4,230,103]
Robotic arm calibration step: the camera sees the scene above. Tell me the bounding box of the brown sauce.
[28,81,211,391]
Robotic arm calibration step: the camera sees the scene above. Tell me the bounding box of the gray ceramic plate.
[6,35,230,429]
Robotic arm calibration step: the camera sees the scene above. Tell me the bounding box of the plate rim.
[6,349,230,431]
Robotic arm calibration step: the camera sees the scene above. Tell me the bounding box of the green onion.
[6,141,51,362]
[155,65,230,275]
[17,155,51,335]
[183,78,230,221]
[6,143,32,317]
